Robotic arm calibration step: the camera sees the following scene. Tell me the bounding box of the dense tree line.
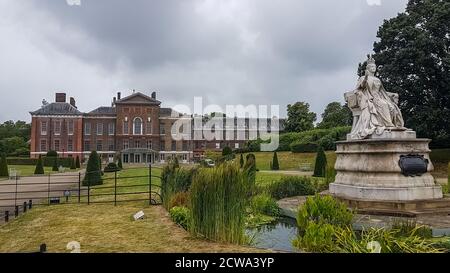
[0,120,31,156]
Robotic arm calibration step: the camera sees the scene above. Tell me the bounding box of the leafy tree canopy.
[285,102,317,133]
[362,0,450,147]
[317,102,353,129]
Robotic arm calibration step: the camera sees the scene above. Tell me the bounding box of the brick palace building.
[30,91,283,164]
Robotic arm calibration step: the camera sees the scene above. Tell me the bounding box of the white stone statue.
[346,55,405,139]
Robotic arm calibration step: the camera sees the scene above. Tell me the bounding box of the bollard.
[15,206,19,217]
[29,200,32,209]
[40,244,47,253]
[5,211,9,223]
[23,202,27,213]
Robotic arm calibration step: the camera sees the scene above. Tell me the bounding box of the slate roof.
[86,106,116,116]
[30,102,83,116]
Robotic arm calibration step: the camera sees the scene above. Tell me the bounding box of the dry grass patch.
[0,202,267,253]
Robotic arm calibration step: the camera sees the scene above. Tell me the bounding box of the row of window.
[39,139,240,152]
[84,122,116,136]
[40,139,74,152]
[40,120,75,136]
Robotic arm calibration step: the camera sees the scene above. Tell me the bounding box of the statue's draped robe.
[350,76,404,139]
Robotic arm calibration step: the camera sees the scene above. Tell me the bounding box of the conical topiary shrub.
[117,156,123,170]
[83,151,103,186]
[313,146,327,177]
[34,155,45,175]
[70,157,76,170]
[272,151,280,170]
[75,156,81,169]
[0,155,9,177]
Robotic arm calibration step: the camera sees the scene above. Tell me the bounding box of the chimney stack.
[117,92,121,100]
[151,92,156,99]
[55,93,66,103]
[113,97,116,106]
[69,97,76,108]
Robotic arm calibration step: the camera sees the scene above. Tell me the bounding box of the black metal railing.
[0,165,162,224]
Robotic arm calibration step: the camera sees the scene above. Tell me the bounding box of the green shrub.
[240,154,244,168]
[290,142,318,153]
[313,146,327,177]
[222,146,232,156]
[190,163,247,244]
[250,193,280,217]
[271,152,280,170]
[317,135,336,151]
[297,195,353,233]
[51,157,58,172]
[34,155,45,175]
[5,157,73,167]
[169,206,191,230]
[293,222,336,253]
[267,176,316,200]
[70,158,76,170]
[169,191,190,209]
[104,162,119,173]
[0,155,9,177]
[83,151,103,186]
[46,150,57,157]
[76,156,81,169]
[334,226,443,253]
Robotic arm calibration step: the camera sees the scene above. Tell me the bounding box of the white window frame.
[67,120,74,136]
[133,117,143,135]
[67,139,73,152]
[108,123,115,135]
[97,123,103,136]
[54,121,61,136]
[235,143,239,149]
[41,121,47,136]
[84,122,91,136]
[123,140,129,150]
[40,139,47,152]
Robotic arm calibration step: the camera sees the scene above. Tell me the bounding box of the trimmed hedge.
[245,126,351,152]
[6,157,74,167]
[290,142,318,153]
[267,176,316,200]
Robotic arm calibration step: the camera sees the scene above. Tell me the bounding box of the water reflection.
[246,217,299,252]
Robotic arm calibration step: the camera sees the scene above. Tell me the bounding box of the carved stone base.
[329,138,443,201]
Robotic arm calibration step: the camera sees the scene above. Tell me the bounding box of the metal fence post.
[29,200,32,210]
[14,175,18,207]
[23,202,27,213]
[87,182,90,205]
[114,170,117,206]
[78,172,81,204]
[47,173,51,205]
[149,164,152,205]
[14,206,19,217]
[5,211,9,223]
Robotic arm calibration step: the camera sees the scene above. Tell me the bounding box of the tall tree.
[284,102,317,132]
[363,0,450,147]
[317,102,353,129]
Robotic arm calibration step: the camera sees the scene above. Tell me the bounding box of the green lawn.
[7,165,70,177]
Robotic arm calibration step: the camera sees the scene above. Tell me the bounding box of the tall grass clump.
[190,163,247,244]
[161,162,195,210]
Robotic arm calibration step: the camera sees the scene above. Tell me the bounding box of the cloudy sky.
[0,0,408,122]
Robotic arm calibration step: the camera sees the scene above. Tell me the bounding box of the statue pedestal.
[329,138,443,201]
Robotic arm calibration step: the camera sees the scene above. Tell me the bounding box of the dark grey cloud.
[0,0,408,122]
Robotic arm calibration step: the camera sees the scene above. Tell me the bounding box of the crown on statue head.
[366,54,376,65]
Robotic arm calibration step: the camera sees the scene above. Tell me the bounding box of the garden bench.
[298,163,312,172]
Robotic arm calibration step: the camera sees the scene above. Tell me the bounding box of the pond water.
[246,217,299,252]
